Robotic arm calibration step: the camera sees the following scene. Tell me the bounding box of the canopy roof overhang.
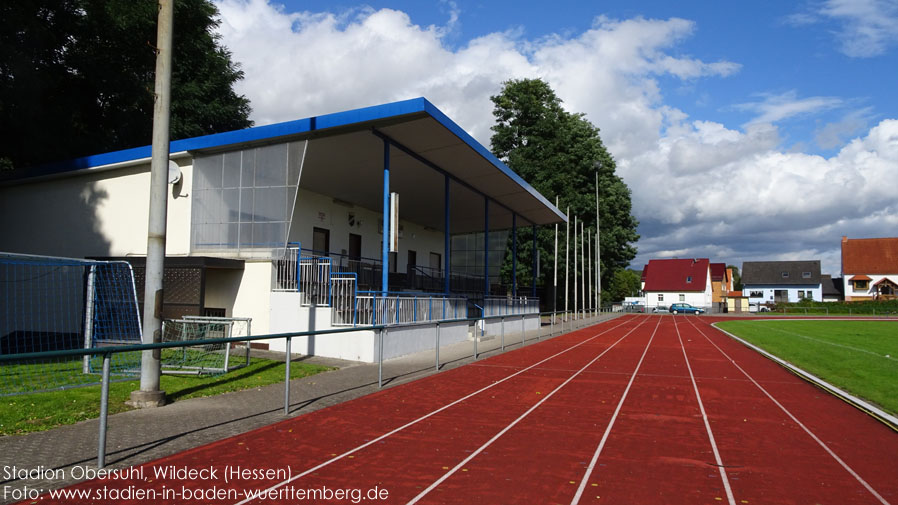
[11,98,567,233]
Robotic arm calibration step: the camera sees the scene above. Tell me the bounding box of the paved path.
[0,314,614,504]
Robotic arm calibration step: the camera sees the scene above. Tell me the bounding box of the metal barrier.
[298,257,331,306]
[0,308,618,469]
[483,296,540,316]
[355,293,467,325]
[330,273,358,325]
[272,244,301,291]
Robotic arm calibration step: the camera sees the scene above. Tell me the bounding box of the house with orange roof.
[841,236,898,301]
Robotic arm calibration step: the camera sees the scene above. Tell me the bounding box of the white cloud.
[213,1,898,277]
[734,91,843,125]
[788,0,898,57]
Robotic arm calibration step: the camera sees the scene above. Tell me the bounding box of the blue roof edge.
[6,97,566,221]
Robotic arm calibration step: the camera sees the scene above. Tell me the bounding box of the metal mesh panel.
[0,254,142,395]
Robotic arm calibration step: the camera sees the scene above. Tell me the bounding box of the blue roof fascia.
[420,99,567,222]
[10,96,567,223]
[10,98,430,182]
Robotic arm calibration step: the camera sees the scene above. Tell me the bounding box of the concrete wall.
[0,160,193,258]
[482,314,540,337]
[268,294,474,362]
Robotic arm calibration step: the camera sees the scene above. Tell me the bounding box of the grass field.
[0,357,333,436]
[716,320,898,415]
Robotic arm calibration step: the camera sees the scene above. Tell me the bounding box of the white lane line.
[232,315,640,505]
[673,316,736,505]
[749,324,897,361]
[687,318,892,505]
[408,316,656,505]
[570,317,662,505]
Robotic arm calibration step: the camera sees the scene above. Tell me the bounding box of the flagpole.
[565,206,570,321]
[553,196,559,316]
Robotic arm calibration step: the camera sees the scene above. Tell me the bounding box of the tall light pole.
[130,0,173,408]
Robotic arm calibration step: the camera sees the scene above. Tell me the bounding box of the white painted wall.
[230,261,273,335]
[0,160,193,258]
[645,291,710,309]
[744,285,823,303]
[290,188,445,269]
[843,274,897,300]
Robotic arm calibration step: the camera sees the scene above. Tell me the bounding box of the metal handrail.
[1,309,614,469]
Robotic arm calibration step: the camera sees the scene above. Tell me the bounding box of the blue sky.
[214,0,898,275]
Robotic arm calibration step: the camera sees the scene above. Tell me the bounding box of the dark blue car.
[669,303,704,314]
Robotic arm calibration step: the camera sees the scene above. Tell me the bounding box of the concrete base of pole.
[127,390,167,408]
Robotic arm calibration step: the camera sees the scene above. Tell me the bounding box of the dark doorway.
[313,227,330,256]
[407,250,417,270]
[429,252,441,272]
[349,233,361,260]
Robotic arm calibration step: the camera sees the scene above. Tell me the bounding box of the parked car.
[748,303,771,313]
[669,303,704,315]
[652,305,668,313]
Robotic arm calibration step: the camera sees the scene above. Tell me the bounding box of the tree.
[0,0,251,171]
[490,78,639,306]
[728,264,743,291]
[607,269,642,302]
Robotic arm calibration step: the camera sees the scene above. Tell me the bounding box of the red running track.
[24,315,898,505]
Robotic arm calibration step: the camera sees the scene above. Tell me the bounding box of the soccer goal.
[159,316,252,375]
[0,252,143,395]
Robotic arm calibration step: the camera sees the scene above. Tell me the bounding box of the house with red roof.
[641,258,712,310]
[841,236,898,301]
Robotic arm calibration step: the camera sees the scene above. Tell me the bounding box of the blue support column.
[381,139,390,298]
[444,174,450,295]
[512,213,517,297]
[484,197,489,297]
[531,224,537,297]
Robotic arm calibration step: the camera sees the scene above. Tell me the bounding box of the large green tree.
[0,0,251,171]
[490,78,639,307]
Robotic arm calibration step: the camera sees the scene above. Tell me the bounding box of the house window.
[798,290,805,299]
[782,272,789,278]
[853,280,869,291]
[749,291,764,298]
[802,271,811,279]
[658,294,664,302]
[679,294,685,302]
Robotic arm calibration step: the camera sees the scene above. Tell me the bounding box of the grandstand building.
[0,98,566,361]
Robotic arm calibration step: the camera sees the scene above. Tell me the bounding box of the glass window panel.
[204,189,222,226]
[239,223,253,248]
[224,223,239,248]
[205,154,224,189]
[240,188,254,223]
[254,144,288,187]
[223,152,241,188]
[222,189,239,223]
[253,187,287,222]
[242,149,256,187]
[287,141,304,185]
[253,222,286,247]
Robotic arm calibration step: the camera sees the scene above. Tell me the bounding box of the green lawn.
[716,320,898,415]
[0,357,333,436]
